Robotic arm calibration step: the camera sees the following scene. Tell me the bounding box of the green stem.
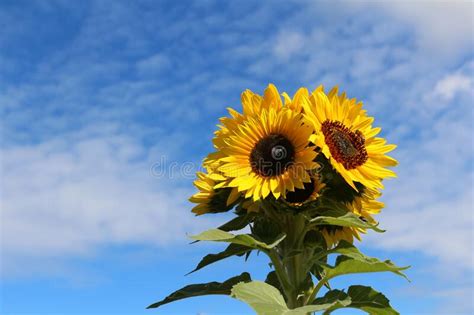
[305,276,328,305]
[268,250,293,301]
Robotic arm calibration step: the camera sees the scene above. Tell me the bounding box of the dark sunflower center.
[250,134,295,177]
[321,120,368,170]
[285,177,316,204]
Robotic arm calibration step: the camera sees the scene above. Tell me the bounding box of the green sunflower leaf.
[187,243,251,275]
[230,281,288,314]
[146,272,251,309]
[231,281,353,315]
[344,285,399,315]
[311,286,399,315]
[189,229,286,251]
[311,289,351,314]
[323,255,410,281]
[264,271,285,298]
[310,211,385,232]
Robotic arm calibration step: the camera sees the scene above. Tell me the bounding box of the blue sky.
[1,0,473,314]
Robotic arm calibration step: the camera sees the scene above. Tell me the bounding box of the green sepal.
[147,272,251,309]
[206,187,238,214]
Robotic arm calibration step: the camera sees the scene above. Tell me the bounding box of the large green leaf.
[264,271,284,298]
[310,211,384,232]
[312,286,399,315]
[147,272,251,309]
[324,255,409,281]
[311,289,351,314]
[187,243,251,275]
[345,285,399,315]
[189,229,286,250]
[287,302,352,315]
[231,281,353,315]
[231,281,288,314]
[190,213,257,244]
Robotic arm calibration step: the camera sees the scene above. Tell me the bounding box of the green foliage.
[208,187,239,213]
[190,229,286,251]
[231,281,352,315]
[264,271,285,298]
[187,243,251,275]
[147,272,251,309]
[345,285,400,315]
[251,215,283,244]
[312,289,352,314]
[231,281,288,314]
[311,286,399,315]
[218,212,257,232]
[324,255,409,281]
[310,210,384,232]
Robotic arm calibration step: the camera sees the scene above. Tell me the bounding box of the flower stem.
[305,276,328,305]
[268,249,293,301]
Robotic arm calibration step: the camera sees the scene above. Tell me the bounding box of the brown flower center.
[250,134,295,177]
[321,120,368,170]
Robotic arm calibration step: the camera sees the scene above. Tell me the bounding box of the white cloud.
[357,0,474,58]
[273,31,304,60]
[136,53,171,76]
[0,129,214,277]
[370,191,473,269]
[363,63,474,272]
[433,73,473,101]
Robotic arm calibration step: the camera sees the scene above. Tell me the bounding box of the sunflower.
[213,84,283,147]
[320,188,383,247]
[303,87,397,191]
[281,85,331,114]
[189,171,240,215]
[216,107,318,201]
[283,173,325,207]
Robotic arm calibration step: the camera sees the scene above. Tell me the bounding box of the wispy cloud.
[1,124,219,278]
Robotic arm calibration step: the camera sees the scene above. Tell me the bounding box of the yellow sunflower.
[212,84,283,150]
[189,171,240,215]
[320,188,383,247]
[216,107,318,201]
[281,85,331,113]
[283,173,325,207]
[303,87,397,191]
